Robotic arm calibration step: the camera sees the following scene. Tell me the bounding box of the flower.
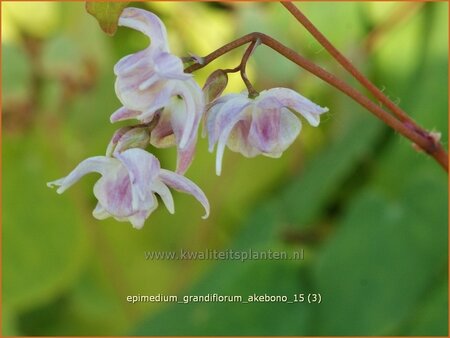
[206,88,329,175]
[47,148,209,229]
[111,7,204,174]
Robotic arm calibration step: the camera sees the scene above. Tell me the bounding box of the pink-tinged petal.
[114,49,148,76]
[176,138,196,174]
[173,80,198,149]
[127,205,156,229]
[114,68,161,112]
[153,52,191,81]
[110,106,141,123]
[119,8,170,52]
[206,93,250,152]
[249,96,283,153]
[134,81,176,122]
[226,117,261,158]
[275,108,302,153]
[92,203,111,220]
[263,88,328,127]
[116,149,160,208]
[159,169,210,219]
[93,165,134,218]
[47,156,118,194]
[213,99,252,175]
[151,180,175,214]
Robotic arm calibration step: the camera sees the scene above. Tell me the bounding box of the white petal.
[159,169,210,219]
[173,81,197,149]
[114,49,148,76]
[119,8,170,52]
[151,180,175,214]
[93,165,134,218]
[249,96,283,153]
[116,149,160,209]
[127,196,158,229]
[92,203,111,220]
[205,93,247,150]
[47,157,118,194]
[110,106,141,123]
[176,138,196,175]
[263,88,328,126]
[154,52,191,80]
[214,101,252,175]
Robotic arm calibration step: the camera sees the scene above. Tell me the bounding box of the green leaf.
[133,204,313,336]
[313,178,447,335]
[85,2,129,36]
[2,131,89,312]
[402,280,448,336]
[278,109,384,228]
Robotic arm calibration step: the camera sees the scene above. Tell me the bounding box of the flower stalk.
[185,26,448,172]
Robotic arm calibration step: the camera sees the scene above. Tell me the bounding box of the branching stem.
[185,7,448,172]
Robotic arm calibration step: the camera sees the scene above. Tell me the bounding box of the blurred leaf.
[133,205,312,335]
[279,110,384,228]
[1,44,32,101]
[3,130,89,312]
[402,280,448,335]
[314,177,447,335]
[86,2,129,36]
[2,306,19,336]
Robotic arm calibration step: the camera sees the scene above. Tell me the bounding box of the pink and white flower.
[206,88,329,175]
[47,148,209,229]
[111,7,204,174]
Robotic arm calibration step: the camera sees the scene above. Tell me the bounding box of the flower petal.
[248,96,283,153]
[176,138,196,174]
[154,52,191,81]
[151,180,175,214]
[119,8,170,52]
[93,164,134,217]
[110,106,141,123]
[263,88,328,126]
[205,93,246,149]
[159,169,210,219]
[114,49,148,76]
[116,149,160,209]
[213,98,252,175]
[93,203,111,220]
[226,117,261,158]
[47,156,118,194]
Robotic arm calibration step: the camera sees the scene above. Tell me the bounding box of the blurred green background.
[2,1,448,336]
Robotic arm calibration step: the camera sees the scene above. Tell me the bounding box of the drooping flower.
[206,88,329,175]
[47,148,209,229]
[111,7,204,174]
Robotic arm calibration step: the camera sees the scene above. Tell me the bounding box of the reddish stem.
[185,32,448,171]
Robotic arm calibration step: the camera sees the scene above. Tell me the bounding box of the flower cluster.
[48,8,328,229]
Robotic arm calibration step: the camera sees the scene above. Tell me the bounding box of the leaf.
[401,280,448,336]
[132,204,313,336]
[2,131,89,312]
[278,108,384,228]
[85,2,129,36]
[313,177,447,335]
